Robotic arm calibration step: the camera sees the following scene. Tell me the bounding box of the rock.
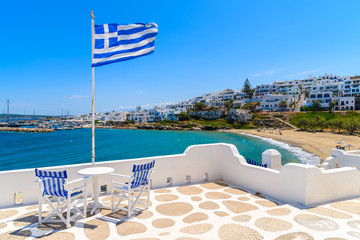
[0,127,53,133]
[201,125,217,130]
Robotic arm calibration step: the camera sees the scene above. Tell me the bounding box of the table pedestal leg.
[89,175,111,214]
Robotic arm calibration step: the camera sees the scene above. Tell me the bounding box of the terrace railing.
[246,158,267,168]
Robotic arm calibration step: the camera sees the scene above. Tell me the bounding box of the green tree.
[224,99,234,109]
[297,118,309,131]
[315,116,326,131]
[328,101,336,113]
[311,100,323,111]
[328,119,343,134]
[194,102,206,111]
[251,101,260,112]
[343,119,360,135]
[278,100,287,111]
[179,112,190,121]
[241,101,259,112]
[308,119,317,132]
[242,78,252,96]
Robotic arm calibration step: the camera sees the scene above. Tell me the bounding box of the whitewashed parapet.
[0,143,360,208]
[324,149,360,170]
[262,149,282,170]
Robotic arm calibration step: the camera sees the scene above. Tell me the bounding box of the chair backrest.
[35,169,68,197]
[131,160,155,189]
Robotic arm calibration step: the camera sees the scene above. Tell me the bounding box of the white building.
[228,109,252,122]
[129,107,149,123]
[275,80,301,96]
[332,96,355,111]
[259,95,293,111]
[254,84,279,99]
[304,91,333,108]
[193,89,246,107]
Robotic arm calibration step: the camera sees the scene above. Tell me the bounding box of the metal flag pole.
[90,11,95,166]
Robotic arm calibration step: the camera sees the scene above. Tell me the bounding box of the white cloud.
[252,70,277,77]
[288,70,318,77]
[265,70,276,76]
[68,94,89,100]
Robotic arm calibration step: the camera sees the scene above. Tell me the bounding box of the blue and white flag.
[92,23,158,67]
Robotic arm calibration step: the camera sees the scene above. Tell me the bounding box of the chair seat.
[113,185,129,190]
[70,191,83,198]
[111,160,155,217]
[45,190,83,199]
[113,185,146,191]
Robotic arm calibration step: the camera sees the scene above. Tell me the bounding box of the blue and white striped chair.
[111,160,155,217]
[35,169,88,228]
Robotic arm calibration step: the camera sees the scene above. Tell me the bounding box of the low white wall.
[306,166,360,206]
[0,143,360,209]
[327,149,360,170]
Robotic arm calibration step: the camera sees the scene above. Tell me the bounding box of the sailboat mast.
[7,99,9,123]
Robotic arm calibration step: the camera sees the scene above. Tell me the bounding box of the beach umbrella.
[345,144,354,151]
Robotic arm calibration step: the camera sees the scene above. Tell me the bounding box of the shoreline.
[226,129,360,163]
[0,127,54,133]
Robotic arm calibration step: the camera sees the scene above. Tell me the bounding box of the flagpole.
[90,11,95,166]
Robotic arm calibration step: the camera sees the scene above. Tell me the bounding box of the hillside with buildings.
[65,74,360,131]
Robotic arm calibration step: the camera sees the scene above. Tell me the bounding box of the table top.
[78,167,114,176]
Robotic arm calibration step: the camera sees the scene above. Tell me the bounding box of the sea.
[0,128,321,172]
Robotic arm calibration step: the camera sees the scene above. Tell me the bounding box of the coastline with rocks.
[0,127,54,133]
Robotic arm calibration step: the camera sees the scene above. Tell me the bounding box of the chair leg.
[38,198,43,224]
[146,187,150,209]
[127,194,132,217]
[66,197,71,228]
[111,190,114,213]
[83,189,87,218]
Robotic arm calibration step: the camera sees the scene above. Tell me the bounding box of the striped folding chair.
[111,160,155,217]
[35,169,88,228]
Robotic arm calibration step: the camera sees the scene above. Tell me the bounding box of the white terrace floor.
[1,180,360,240]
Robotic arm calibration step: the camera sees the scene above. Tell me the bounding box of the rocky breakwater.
[0,127,54,133]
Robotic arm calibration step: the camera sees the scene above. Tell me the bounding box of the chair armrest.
[64,176,88,191]
[65,176,88,186]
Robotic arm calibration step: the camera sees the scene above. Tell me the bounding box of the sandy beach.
[229,129,360,163]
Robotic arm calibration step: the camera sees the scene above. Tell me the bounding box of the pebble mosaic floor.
[1,180,360,239]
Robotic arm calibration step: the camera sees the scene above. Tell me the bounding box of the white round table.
[78,167,114,214]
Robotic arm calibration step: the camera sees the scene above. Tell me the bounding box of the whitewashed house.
[304,91,333,108]
[259,95,293,111]
[332,96,355,111]
[254,84,279,99]
[228,109,252,122]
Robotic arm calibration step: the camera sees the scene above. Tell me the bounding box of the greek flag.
[92,23,158,67]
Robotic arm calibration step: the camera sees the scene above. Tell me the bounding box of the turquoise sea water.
[0,129,315,172]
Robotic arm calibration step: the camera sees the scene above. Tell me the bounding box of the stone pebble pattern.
[1,180,360,239]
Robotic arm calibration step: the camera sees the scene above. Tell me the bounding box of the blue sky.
[1,0,360,115]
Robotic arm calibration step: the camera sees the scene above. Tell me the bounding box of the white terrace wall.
[326,149,360,170]
[0,143,360,209]
[305,166,360,206]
